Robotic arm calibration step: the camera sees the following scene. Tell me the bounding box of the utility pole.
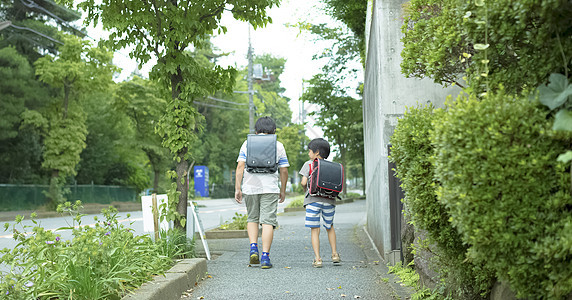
[247,26,255,134]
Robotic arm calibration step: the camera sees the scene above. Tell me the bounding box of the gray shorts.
[244,193,279,227]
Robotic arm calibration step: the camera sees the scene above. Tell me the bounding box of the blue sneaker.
[249,248,260,264]
[261,254,272,269]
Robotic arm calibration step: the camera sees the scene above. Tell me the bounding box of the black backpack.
[246,134,278,173]
[308,158,344,199]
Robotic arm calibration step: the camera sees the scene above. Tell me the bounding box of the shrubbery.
[432,91,572,299]
[390,104,494,299]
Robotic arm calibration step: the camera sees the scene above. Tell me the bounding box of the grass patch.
[286,195,305,208]
[217,213,247,230]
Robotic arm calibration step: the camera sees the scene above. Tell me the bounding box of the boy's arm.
[235,161,245,204]
[279,167,288,203]
[300,176,308,190]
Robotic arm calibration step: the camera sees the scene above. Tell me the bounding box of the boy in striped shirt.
[299,138,341,268]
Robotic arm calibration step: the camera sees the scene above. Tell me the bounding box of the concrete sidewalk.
[185,199,413,300]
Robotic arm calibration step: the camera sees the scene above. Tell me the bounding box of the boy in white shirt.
[234,117,289,269]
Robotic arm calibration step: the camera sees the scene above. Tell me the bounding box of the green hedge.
[432,90,572,299]
[390,104,494,299]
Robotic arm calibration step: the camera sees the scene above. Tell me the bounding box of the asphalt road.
[0,197,297,252]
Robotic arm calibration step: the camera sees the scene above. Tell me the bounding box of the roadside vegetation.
[0,201,195,299]
[389,0,572,299]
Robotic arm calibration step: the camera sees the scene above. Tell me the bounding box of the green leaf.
[473,43,489,50]
[552,110,572,132]
[538,73,572,110]
[556,151,572,163]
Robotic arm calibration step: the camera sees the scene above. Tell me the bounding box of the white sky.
[82,0,343,139]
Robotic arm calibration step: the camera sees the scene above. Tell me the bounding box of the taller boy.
[235,117,289,269]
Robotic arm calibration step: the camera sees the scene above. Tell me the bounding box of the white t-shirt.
[237,138,289,194]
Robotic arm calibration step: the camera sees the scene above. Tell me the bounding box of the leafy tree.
[0,46,34,141]
[74,0,279,229]
[25,34,116,206]
[114,76,171,193]
[301,73,363,195]
[320,0,367,63]
[401,0,572,93]
[0,47,47,183]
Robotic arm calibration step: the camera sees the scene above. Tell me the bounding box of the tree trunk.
[171,65,188,231]
[153,168,160,194]
[63,82,70,120]
[175,148,188,230]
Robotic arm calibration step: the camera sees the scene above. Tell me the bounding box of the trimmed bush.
[432,90,572,299]
[390,104,494,299]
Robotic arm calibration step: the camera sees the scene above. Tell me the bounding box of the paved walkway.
[185,199,413,300]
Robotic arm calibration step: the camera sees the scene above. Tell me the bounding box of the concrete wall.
[363,0,460,264]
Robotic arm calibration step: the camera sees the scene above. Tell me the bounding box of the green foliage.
[388,261,441,300]
[401,0,572,93]
[0,202,174,299]
[0,47,32,140]
[75,0,279,229]
[390,104,494,299]
[432,90,572,299]
[286,195,305,208]
[277,124,308,172]
[218,213,248,230]
[302,73,364,171]
[156,228,196,260]
[321,0,367,63]
[41,108,87,176]
[401,0,468,87]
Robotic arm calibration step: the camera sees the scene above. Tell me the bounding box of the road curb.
[122,258,207,300]
[0,202,142,222]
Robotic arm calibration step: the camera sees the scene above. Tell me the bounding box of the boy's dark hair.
[308,138,330,159]
[255,116,276,134]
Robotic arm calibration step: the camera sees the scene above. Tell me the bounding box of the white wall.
[363,0,460,263]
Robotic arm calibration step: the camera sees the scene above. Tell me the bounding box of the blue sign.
[194,166,209,197]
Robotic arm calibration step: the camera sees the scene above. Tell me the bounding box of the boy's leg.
[306,202,323,265]
[259,193,279,269]
[261,223,274,252]
[326,225,338,256]
[322,204,339,262]
[245,194,261,264]
[244,194,261,244]
[259,193,279,252]
[311,227,321,260]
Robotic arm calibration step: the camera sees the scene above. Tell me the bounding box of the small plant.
[388,262,441,300]
[156,228,196,260]
[218,213,248,230]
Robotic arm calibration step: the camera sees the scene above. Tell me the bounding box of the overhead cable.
[207,96,248,106]
[195,101,249,111]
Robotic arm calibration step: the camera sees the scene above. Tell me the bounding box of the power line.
[206,96,248,106]
[2,21,63,44]
[195,101,249,111]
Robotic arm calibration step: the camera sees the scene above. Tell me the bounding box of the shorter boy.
[299,138,341,268]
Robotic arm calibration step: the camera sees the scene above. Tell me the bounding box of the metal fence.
[0,184,137,212]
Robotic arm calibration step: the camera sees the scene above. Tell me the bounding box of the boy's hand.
[235,190,243,204]
[279,191,285,203]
